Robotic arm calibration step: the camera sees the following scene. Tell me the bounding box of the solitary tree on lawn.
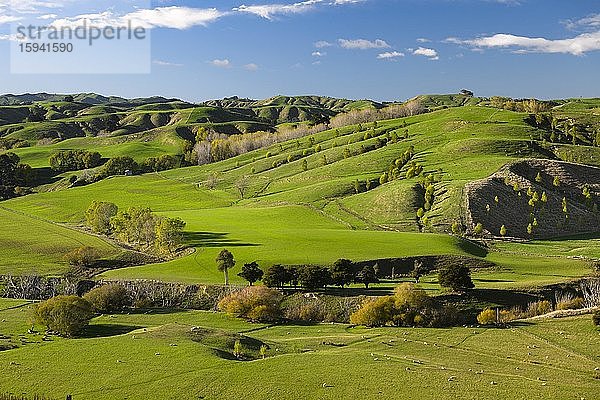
[216,249,235,286]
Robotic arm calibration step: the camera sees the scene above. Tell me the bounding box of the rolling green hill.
[2,95,599,287]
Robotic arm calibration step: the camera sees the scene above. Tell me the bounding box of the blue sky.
[0,0,599,102]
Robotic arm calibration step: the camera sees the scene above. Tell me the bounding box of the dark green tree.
[355,265,379,289]
[263,264,289,288]
[330,259,355,288]
[438,265,474,292]
[298,265,331,290]
[238,261,264,286]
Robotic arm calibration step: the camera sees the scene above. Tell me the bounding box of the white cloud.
[413,47,438,57]
[377,51,404,59]
[448,31,600,56]
[339,38,390,49]
[416,38,430,43]
[210,59,231,68]
[38,13,57,20]
[315,40,332,48]
[234,0,321,20]
[119,7,225,29]
[0,33,23,41]
[244,63,259,71]
[233,0,364,19]
[312,51,326,57]
[0,1,65,14]
[564,14,600,30]
[0,15,21,24]
[153,60,183,67]
[50,7,225,30]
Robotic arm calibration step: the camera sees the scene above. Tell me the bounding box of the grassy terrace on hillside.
[0,300,598,400]
[1,105,595,285]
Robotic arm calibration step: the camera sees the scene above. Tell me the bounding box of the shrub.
[83,284,130,313]
[282,293,362,323]
[218,286,283,322]
[593,310,600,326]
[477,308,496,325]
[63,246,100,267]
[350,296,396,327]
[351,283,437,327]
[556,297,585,310]
[526,300,552,317]
[499,309,517,323]
[34,295,94,337]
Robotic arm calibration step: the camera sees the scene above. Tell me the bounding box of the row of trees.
[85,201,186,256]
[218,250,475,293]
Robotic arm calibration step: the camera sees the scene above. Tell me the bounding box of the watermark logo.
[9,1,151,74]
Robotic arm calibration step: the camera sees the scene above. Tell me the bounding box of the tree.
[218,286,283,322]
[553,176,560,187]
[438,265,474,292]
[263,264,289,288]
[473,223,484,236]
[355,265,379,289]
[85,201,118,235]
[49,150,102,172]
[83,284,130,313]
[535,172,543,183]
[330,259,355,288]
[298,265,331,290]
[350,296,396,327]
[64,95,74,102]
[500,225,507,237]
[235,175,250,199]
[34,295,94,337]
[477,308,497,325]
[63,246,100,268]
[0,152,33,200]
[233,340,244,359]
[97,156,138,179]
[154,217,186,255]
[216,249,236,286]
[410,260,428,283]
[451,221,462,236]
[238,261,264,286]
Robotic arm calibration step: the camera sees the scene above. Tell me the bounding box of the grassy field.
[0,207,119,276]
[0,300,598,400]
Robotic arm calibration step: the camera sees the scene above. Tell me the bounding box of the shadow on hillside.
[184,232,259,248]
[80,324,142,338]
[457,238,489,258]
[31,167,63,186]
[439,288,541,308]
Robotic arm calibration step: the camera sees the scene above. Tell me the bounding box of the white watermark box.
[9,0,151,74]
